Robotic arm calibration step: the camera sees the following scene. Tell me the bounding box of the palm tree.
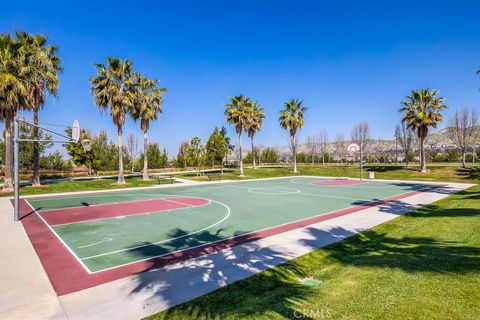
[90,57,136,184]
[0,34,28,192]
[224,95,250,176]
[16,31,62,186]
[246,100,265,170]
[132,75,166,180]
[400,88,447,172]
[279,99,307,173]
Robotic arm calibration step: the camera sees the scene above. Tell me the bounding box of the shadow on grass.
[126,228,316,319]
[456,166,480,181]
[304,227,480,274]
[364,165,410,173]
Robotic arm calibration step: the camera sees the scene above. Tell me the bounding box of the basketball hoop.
[72,120,80,143]
[347,143,360,154]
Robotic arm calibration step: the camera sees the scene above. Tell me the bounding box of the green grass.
[1,176,175,197]
[146,184,480,320]
[178,164,480,184]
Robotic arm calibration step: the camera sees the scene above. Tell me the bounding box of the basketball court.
[18,176,450,296]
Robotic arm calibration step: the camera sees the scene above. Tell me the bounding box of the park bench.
[206,172,222,181]
[151,173,175,184]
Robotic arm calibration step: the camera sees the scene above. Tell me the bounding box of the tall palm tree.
[400,88,447,172]
[90,57,136,184]
[224,95,250,177]
[0,34,28,192]
[279,99,307,173]
[246,100,265,170]
[16,31,62,186]
[132,75,166,180]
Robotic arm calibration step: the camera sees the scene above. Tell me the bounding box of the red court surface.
[311,179,369,186]
[40,197,209,226]
[18,188,434,296]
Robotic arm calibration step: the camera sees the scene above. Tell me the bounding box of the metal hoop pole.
[360,143,364,181]
[14,117,20,221]
[20,119,72,141]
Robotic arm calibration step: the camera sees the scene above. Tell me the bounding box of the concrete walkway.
[0,198,66,320]
[0,178,474,319]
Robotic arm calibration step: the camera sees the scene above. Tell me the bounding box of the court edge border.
[24,200,93,273]
[19,183,445,296]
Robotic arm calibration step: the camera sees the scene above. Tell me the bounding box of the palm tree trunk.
[420,136,427,172]
[3,116,14,192]
[117,125,125,184]
[32,109,41,186]
[251,136,256,170]
[292,134,298,173]
[143,131,149,180]
[238,133,244,176]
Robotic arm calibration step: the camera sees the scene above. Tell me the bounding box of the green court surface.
[27,177,427,273]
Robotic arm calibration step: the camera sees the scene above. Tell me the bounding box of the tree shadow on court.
[302,226,480,274]
[126,228,318,320]
[386,183,457,195]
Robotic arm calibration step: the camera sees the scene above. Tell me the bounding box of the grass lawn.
[146,184,480,320]
[0,176,175,197]
[178,164,480,184]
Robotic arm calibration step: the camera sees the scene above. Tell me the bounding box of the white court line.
[80,199,231,262]
[50,199,212,227]
[161,197,195,207]
[23,200,94,274]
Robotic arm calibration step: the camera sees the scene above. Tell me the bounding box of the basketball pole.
[13,117,20,221]
[359,143,363,181]
[12,118,80,221]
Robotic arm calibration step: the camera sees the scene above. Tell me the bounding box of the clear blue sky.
[2,0,480,155]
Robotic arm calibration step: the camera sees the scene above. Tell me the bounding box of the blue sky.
[2,1,480,155]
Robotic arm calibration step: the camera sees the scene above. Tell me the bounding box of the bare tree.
[351,121,372,179]
[395,122,414,167]
[448,108,478,168]
[126,133,140,173]
[178,140,189,169]
[372,139,387,164]
[305,135,318,164]
[351,121,372,149]
[317,130,328,165]
[334,133,346,164]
